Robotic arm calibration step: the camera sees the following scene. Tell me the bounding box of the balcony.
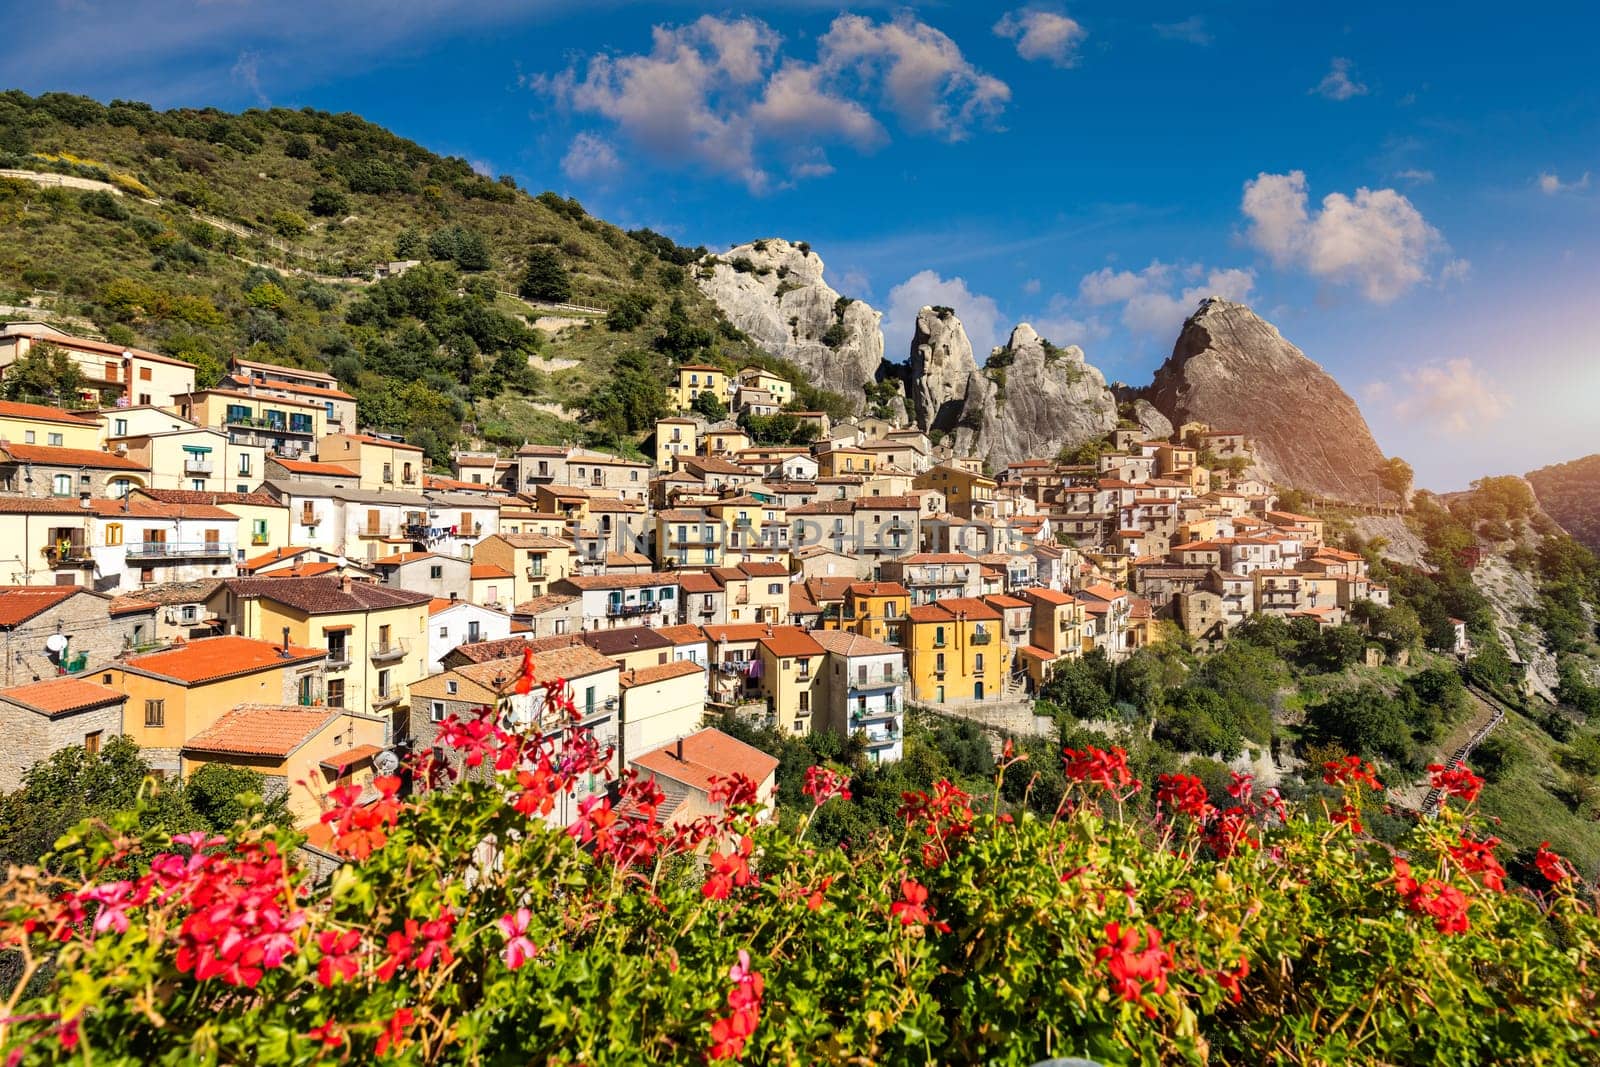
[864,730,900,749]
[371,691,403,710]
[525,565,545,580]
[370,639,409,664]
[851,702,903,727]
[324,649,352,671]
[853,670,909,691]
[607,601,659,618]
[251,534,270,546]
[183,456,214,475]
[126,541,233,561]
[970,630,993,645]
[44,543,91,567]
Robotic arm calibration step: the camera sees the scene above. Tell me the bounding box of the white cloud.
[561,132,621,182]
[884,270,1005,362]
[1154,16,1211,45]
[1439,258,1472,285]
[230,50,267,105]
[993,9,1088,68]
[1078,261,1254,338]
[1395,168,1435,184]
[538,13,1006,192]
[1537,170,1591,195]
[1241,170,1445,302]
[1382,358,1508,434]
[1312,57,1368,101]
[1030,295,1108,349]
[1021,277,1042,295]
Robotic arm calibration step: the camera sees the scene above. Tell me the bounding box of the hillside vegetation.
[0,91,845,462]
[1527,454,1600,556]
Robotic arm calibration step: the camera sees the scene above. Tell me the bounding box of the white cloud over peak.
[1377,358,1508,434]
[1395,168,1435,184]
[993,9,1088,68]
[1537,170,1591,195]
[561,132,621,182]
[1078,261,1255,338]
[883,270,1005,362]
[1240,171,1446,302]
[1312,57,1368,100]
[538,13,1007,192]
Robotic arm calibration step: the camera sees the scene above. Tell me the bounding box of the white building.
[426,599,512,673]
[812,630,906,764]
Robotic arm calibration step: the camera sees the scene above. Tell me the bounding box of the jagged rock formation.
[698,239,883,413]
[909,311,1118,470]
[909,306,977,434]
[1129,399,1173,442]
[1148,299,1387,503]
[1526,454,1600,554]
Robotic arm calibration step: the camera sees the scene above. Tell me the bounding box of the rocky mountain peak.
[1147,299,1389,503]
[696,238,882,414]
[909,305,978,434]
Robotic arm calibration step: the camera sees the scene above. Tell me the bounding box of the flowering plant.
[0,676,1596,1066]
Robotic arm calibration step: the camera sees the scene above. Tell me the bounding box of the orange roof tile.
[184,705,338,757]
[630,728,779,795]
[0,676,126,717]
[122,635,326,684]
[470,563,514,580]
[0,443,147,469]
[619,660,705,688]
[0,399,100,425]
[0,585,87,626]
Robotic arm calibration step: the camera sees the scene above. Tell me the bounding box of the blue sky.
[8,1,1598,490]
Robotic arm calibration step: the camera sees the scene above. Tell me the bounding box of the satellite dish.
[372,749,400,776]
[44,634,68,654]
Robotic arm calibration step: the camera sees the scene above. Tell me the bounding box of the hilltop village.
[0,320,1403,843]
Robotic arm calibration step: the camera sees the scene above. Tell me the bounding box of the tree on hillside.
[691,389,727,420]
[520,248,571,303]
[1,342,85,404]
[1377,456,1414,505]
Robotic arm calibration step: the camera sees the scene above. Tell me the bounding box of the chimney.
[340,575,352,594]
[675,737,684,761]
[279,625,292,657]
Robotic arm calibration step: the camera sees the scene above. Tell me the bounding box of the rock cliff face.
[1526,454,1600,554]
[697,239,883,413]
[909,306,977,434]
[951,324,1119,471]
[1147,299,1387,503]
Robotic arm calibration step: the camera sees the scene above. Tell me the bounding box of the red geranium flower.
[1095,922,1173,1017]
[1428,763,1484,804]
[1535,842,1571,885]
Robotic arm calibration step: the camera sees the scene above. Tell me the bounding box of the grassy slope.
[0,92,771,453]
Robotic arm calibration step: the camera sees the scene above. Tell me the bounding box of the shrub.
[519,248,571,303]
[308,186,348,217]
[0,671,1594,1066]
[270,209,308,237]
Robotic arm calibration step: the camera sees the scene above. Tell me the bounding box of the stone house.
[0,676,129,791]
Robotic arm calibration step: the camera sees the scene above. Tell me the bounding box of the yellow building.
[96,635,329,773]
[0,399,102,450]
[705,495,787,566]
[115,427,267,495]
[1013,588,1086,688]
[836,581,911,645]
[816,447,875,478]
[712,562,790,625]
[704,427,752,456]
[174,388,325,458]
[915,464,998,520]
[0,324,197,408]
[655,417,699,472]
[656,508,727,571]
[212,576,431,723]
[736,367,791,406]
[180,705,388,827]
[904,597,1009,704]
[473,533,575,606]
[318,433,426,492]
[671,364,727,411]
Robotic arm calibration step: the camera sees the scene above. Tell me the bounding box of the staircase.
[1421,683,1508,817]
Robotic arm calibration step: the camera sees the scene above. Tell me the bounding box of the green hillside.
[0,91,837,463]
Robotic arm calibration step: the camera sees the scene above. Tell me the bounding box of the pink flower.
[497,907,537,970]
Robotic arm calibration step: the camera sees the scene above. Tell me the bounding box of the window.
[429,565,443,579]
[180,605,198,623]
[138,394,151,405]
[584,686,596,717]
[430,701,447,723]
[238,454,251,475]
[144,699,165,727]
[105,523,123,546]
[23,431,34,443]
[226,404,252,424]
[289,413,313,434]
[48,432,63,447]
[974,653,985,673]
[326,630,347,663]
[52,474,72,497]
[84,730,102,755]
[327,679,345,708]
[446,680,458,695]
[191,480,205,491]
[139,366,152,381]
[377,669,391,698]
[935,653,946,674]
[798,691,810,712]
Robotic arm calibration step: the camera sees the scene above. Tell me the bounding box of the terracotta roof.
[447,633,583,663]
[270,457,358,476]
[457,645,616,689]
[632,620,698,646]
[184,705,338,757]
[788,585,821,615]
[738,561,789,578]
[676,572,721,594]
[225,576,431,614]
[555,573,680,591]
[136,488,284,508]
[810,630,903,658]
[0,399,100,425]
[583,628,672,655]
[846,581,910,598]
[801,577,854,603]
[0,443,148,470]
[470,563,514,580]
[940,597,1003,621]
[5,325,194,367]
[123,635,327,684]
[329,433,424,453]
[620,660,705,688]
[233,378,355,402]
[605,551,653,567]
[630,728,779,796]
[513,594,578,615]
[319,744,380,772]
[108,594,160,616]
[985,594,1028,609]
[758,628,824,657]
[0,585,88,626]
[0,676,126,717]
[239,546,308,571]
